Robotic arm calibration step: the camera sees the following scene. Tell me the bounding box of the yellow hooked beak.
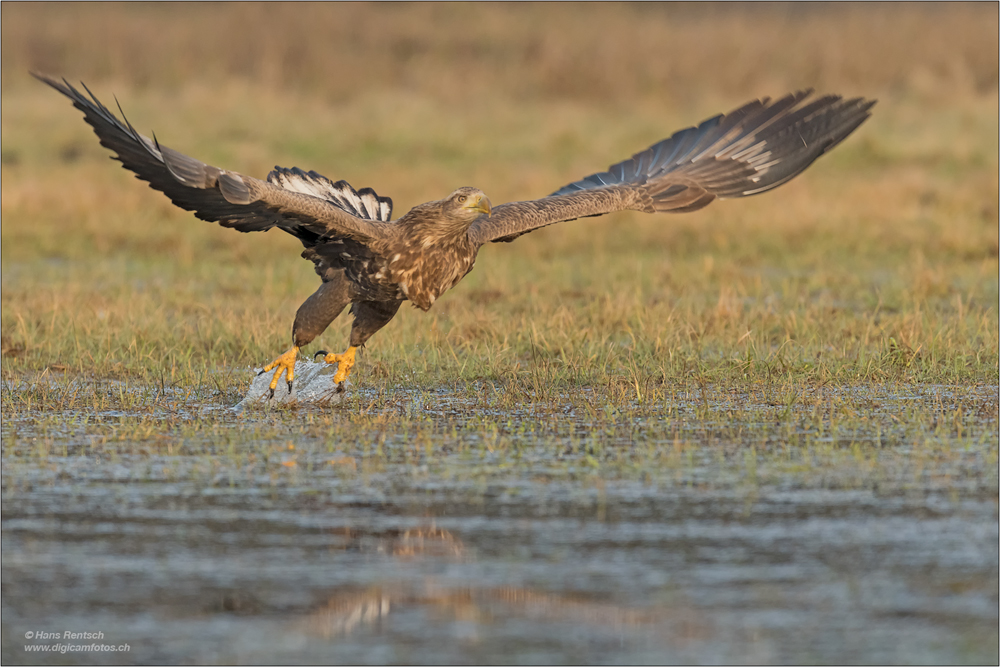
[466,194,492,217]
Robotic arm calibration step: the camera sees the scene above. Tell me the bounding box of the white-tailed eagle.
[34,73,874,395]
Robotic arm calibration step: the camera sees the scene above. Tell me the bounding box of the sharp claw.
[313,346,357,384]
[260,346,299,400]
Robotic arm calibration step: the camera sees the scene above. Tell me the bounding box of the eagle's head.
[443,187,492,224]
[402,187,493,244]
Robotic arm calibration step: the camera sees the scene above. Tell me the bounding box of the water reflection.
[305,589,392,639]
[297,524,703,647]
[300,583,688,638]
[390,526,467,560]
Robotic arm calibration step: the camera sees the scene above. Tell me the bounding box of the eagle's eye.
[456,195,467,203]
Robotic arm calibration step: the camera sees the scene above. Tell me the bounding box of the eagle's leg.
[315,299,402,385]
[260,278,350,398]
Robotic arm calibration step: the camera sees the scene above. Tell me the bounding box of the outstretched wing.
[33,73,393,246]
[468,91,875,244]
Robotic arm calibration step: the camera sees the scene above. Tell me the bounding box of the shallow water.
[2,380,997,664]
[236,359,348,410]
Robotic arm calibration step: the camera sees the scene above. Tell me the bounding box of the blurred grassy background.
[4,3,997,103]
[1,2,997,392]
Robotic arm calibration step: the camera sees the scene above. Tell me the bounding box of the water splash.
[235,359,347,409]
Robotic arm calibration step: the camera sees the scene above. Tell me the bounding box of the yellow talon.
[261,345,299,394]
[319,346,358,384]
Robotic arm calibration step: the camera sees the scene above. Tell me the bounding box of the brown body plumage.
[34,73,875,394]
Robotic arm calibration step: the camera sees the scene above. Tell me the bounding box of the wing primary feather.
[470,90,873,245]
[34,72,393,243]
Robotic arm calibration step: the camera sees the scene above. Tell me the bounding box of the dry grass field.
[2,3,997,396]
[1,4,997,664]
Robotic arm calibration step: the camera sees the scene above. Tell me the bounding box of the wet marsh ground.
[2,377,998,663]
[2,3,999,664]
